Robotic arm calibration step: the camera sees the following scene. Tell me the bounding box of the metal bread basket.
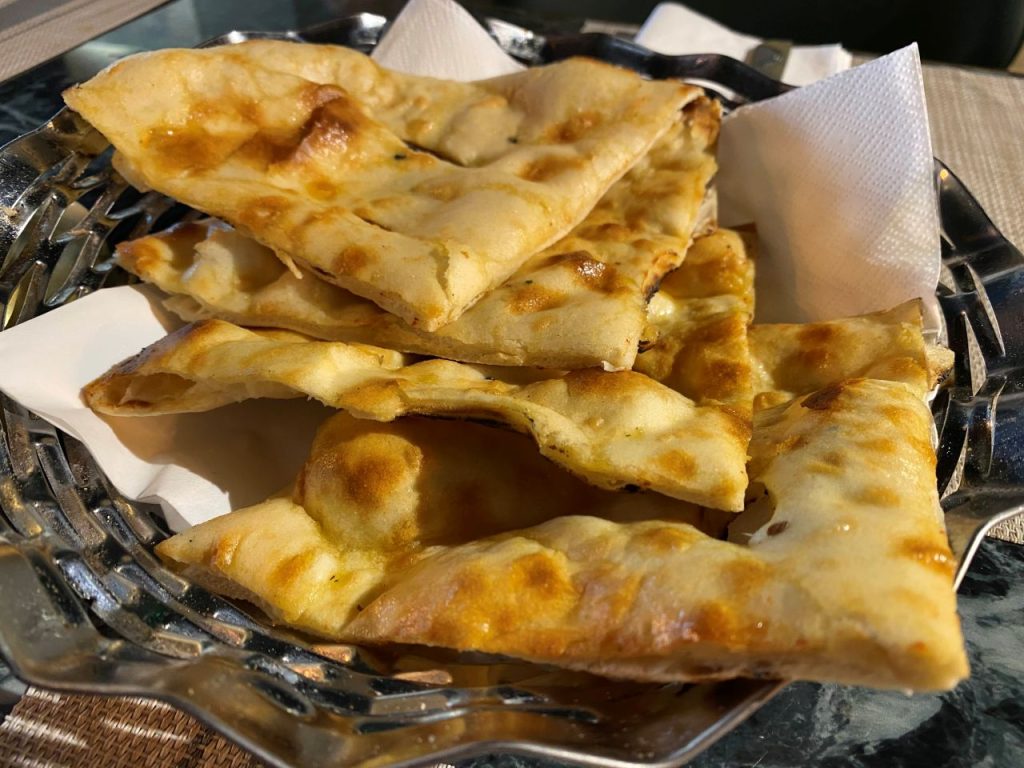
[0,14,1022,768]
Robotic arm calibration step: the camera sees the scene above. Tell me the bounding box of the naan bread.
[117,98,720,369]
[634,228,755,411]
[186,39,686,169]
[749,300,954,409]
[158,379,967,691]
[64,45,699,329]
[193,39,526,167]
[157,414,711,635]
[65,40,964,693]
[84,320,749,509]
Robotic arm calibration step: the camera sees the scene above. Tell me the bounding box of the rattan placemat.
[923,64,1024,256]
[0,0,167,83]
[0,688,264,767]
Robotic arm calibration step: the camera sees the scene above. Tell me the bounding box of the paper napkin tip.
[372,0,524,80]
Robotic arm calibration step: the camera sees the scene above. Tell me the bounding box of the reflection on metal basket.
[0,15,1022,768]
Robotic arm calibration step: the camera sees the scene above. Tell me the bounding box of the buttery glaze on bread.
[71,41,967,692]
[64,43,700,329]
[157,381,967,691]
[83,320,750,510]
[115,97,721,370]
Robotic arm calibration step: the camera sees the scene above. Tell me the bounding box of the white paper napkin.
[0,286,332,530]
[0,0,941,531]
[636,2,853,86]
[717,45,940,325]
[371,0,523,79]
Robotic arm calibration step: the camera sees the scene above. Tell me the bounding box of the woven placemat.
[0,0,168,83]
[0,688,263,767]
[923,64,1024,254]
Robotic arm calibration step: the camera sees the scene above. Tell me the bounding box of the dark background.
[322,0,1024,68]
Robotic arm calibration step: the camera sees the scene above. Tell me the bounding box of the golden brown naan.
[188,39,686,168]
[157,415,712,635]
[84,320,750,509]
[749,300,954,409]
[158,379,967,691]
[117,98,720,369]
[65,45,699,329]
[65,39,965,694]
[634,228,756,411]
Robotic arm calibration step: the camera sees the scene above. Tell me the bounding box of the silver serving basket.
[0,15,1022,768]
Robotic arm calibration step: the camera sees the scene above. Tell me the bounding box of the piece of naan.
[182,39,691,170]
[749,300,954,409]
[157,414,713,635]
[634,228,756,412]
[118,98,720,369]
[64,45,699,329]
[83,320,749,509]
[158,379,967,691]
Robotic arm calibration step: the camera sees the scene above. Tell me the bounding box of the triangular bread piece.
[83,320,749,509]
[117,98,720,369]
[184,39,688,169]
[157,379,967,691]
[156,415,712,635]
[634,228,756,414]
[64,46,699,329]
[749,300,954,409]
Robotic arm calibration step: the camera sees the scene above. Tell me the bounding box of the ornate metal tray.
[0,14,1021,768]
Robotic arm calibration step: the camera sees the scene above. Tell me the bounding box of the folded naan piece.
[64,46,699,329]
[749,300,954,409]
[156,414,712,635]
[118,98,720,369]
[158,379,967,691]
[634,228,756,412]
[84,320,749,509]
[189,39,686,169]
